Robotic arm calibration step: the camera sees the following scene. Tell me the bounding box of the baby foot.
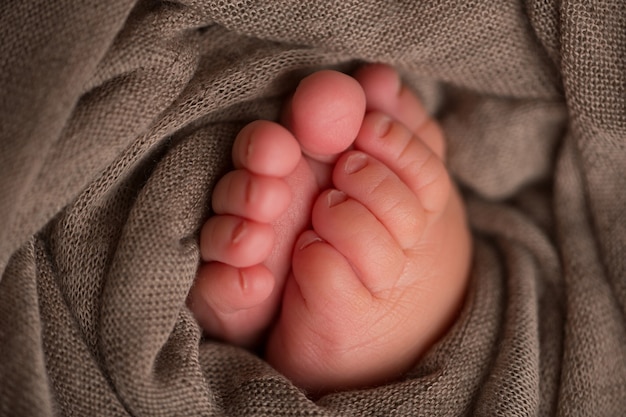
[265,64,472,394]
[187,71,366,347]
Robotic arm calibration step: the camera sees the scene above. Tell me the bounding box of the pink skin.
[187,65,471,393]
[188,71,365,347]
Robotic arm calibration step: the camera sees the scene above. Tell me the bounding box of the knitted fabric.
[1,1,625,415]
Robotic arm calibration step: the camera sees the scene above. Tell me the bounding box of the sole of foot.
[265,64,472,394]
[188,70,366,347]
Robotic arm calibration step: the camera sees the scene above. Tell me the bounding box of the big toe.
[283,70,366,162]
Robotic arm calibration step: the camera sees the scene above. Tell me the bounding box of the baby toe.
[311,189,406,294]
[332,150,426,249]
[232,120,302,177]
[290,230,371,316]
[211,169,291,223]
[355,112,451,218]
[189,262,275,347]
[200,215,274,268]
[354,63,446,159]
[284,70,366,162]
[193,262,275,314]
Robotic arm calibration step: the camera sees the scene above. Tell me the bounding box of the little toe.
[266,231,378,392]
[232,120,302,177]
[211,169,291,223]
[354,112,451,218]
[189,262,275,347]
[283,70,366,162]
[290,230,371,316]
[193,262,274,313]
[354,63,446,159]
[200,215,274,268]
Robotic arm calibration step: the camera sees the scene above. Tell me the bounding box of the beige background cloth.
[1,1,625,415]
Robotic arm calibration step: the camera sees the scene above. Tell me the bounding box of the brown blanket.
[1,1,625,415]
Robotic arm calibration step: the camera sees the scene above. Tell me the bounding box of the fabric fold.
[1,0,624,415]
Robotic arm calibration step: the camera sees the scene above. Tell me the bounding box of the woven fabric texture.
[1,0,625,415]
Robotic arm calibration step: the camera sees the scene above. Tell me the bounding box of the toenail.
[238,269,249,292]
[344,153,368,175]
[327,189,348,207]
[375,115,392,138]
[245,137,254,163]
[231,220,247,244]
[298,234,324,250]
[245,175,257,204]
